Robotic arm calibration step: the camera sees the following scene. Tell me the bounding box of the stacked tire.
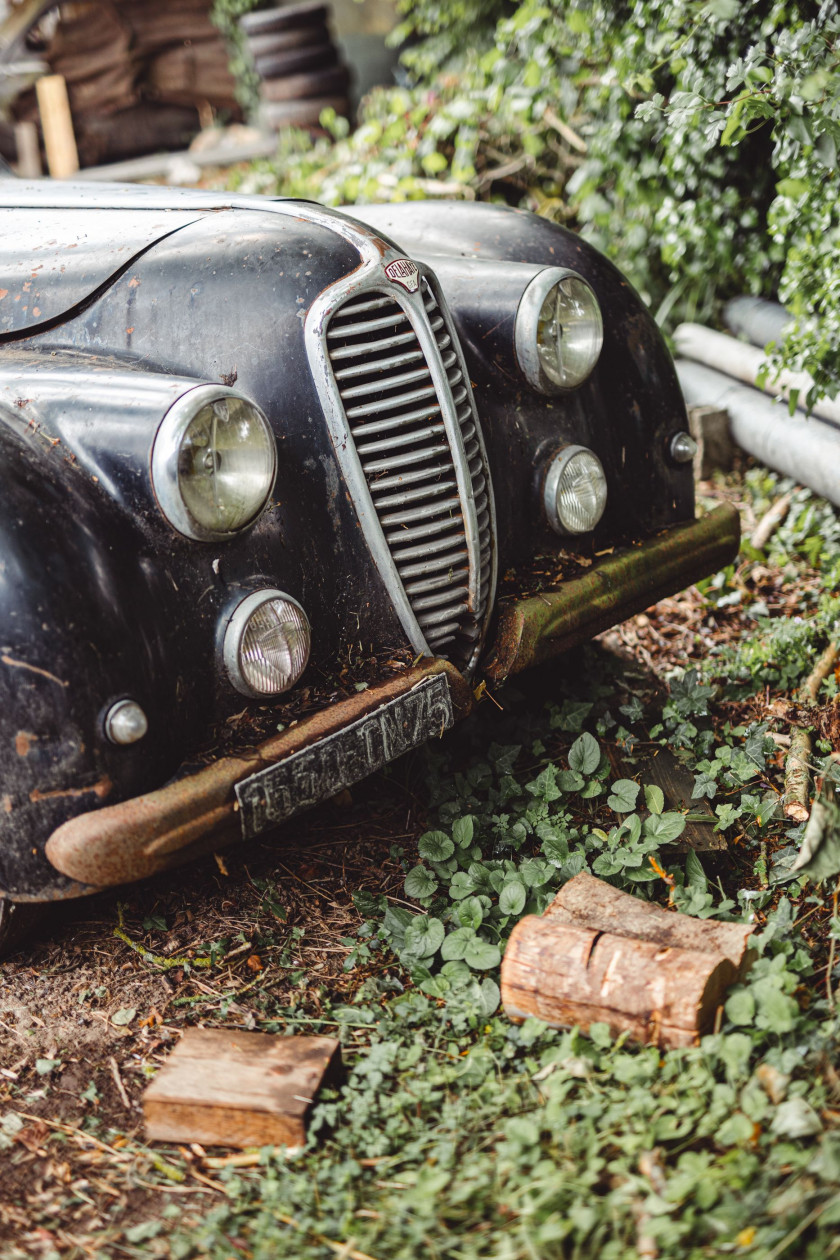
[239,2,350,131]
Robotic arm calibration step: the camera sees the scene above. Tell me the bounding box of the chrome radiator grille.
[325,278,494,669]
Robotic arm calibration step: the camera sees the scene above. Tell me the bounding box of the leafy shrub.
[229,0,840,406]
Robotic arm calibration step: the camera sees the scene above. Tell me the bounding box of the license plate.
[235,673,454,839]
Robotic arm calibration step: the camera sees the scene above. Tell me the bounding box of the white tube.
[676,359,840,510]
[674,323,840,430]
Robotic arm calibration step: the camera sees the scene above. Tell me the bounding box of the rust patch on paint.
[15,731,37,758]
[30,776,113,804]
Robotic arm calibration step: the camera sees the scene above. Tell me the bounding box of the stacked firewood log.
[10,0,241,167]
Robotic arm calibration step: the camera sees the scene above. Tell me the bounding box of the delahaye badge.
[384,258,420,292]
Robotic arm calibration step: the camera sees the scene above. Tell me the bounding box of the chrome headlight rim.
[223,588,311,699]
[515,266,604,395]
[543,444,608,536]
[151,383,277,542]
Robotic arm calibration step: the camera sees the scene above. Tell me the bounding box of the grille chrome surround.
[310,265,496,675]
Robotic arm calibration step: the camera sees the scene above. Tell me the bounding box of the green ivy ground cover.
[216,0,840,410]
[86,473,840,1260]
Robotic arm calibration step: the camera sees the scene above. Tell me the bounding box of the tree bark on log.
[501,872,753,1048]
[544,871,754,972]
[783,640,838,822]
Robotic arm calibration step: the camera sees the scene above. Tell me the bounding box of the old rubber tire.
[254,42,337,79]
[239,3,328,37]
[245,24,329,59]
[0,899,46,957]
[260,64,349,103]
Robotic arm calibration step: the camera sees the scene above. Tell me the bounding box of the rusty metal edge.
[45,658,472,894]
[483,503,741,682]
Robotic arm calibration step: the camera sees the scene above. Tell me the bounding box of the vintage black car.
[0,179,739,940]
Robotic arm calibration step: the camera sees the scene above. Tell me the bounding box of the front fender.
[0,414,177,897]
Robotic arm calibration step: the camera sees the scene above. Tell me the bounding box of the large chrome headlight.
[516,268,604,393]
[224,590,311,697]
[543,445,607,535]
[152,385,277,541]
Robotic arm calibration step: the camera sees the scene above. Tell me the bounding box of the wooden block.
[35,74,79,179]
[143,1030,341,1149]
[687,404,734,479]
[607,742,726,853]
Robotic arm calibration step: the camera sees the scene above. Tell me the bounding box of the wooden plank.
[144,1030,341,1149]
[35,74,79,178]
[608,741,726,852]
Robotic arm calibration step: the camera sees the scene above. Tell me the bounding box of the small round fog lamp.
[105,699,149,746]
[543,445,608,535]
[670,431,698,464]
[224,590,311,697]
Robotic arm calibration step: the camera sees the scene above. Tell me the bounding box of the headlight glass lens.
[544,446,608,535]
[536,276,604,389]
[225,591,311,697]
[178,396,275,535]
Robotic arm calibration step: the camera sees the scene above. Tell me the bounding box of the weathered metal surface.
[483,503,740,682]
[237,672,454,837]
[45,659,471,891]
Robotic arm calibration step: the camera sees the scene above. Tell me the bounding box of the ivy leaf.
[441,926,475,962]
[418,831,455,862]
[686,850,707,891]
[499,881,527,917]
[452,816,475,848]
[111,1007,136,1027]
[569,733,600,776]
[725,989,755,1026]
[786,792,840,884]
[405,865,438,900]
[643,812,686,843]
[608,779,640,813]
[645,784,665,815]
[463,937,502,970]
[35,1058,61,1075]
[403,915,445,960]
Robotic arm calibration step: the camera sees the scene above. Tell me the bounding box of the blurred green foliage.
[223,0,840,408]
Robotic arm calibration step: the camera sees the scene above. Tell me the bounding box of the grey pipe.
[676,359,840,509]
[723,296,791,350]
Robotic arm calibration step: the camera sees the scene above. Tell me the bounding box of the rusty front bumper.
[44,504,738,894]
[483,503,740,682]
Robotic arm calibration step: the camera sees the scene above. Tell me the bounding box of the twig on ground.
[750,492,792,550]
[114,903,213,971]
[108,1056,131,1110]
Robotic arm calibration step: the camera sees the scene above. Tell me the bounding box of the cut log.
[502,916,736,1048]
[724,296,791,352]
[544,871,753,972]
[143,1029,341,1149]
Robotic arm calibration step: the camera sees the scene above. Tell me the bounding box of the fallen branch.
[784,728,813,824]
[783,640,839,822]
[114,903,213,971]
[750,492,792,551]
[541,104,588,153]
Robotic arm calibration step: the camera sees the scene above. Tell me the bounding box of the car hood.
[0,182,378,338]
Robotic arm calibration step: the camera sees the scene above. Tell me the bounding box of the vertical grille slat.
[325,277,495,672]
